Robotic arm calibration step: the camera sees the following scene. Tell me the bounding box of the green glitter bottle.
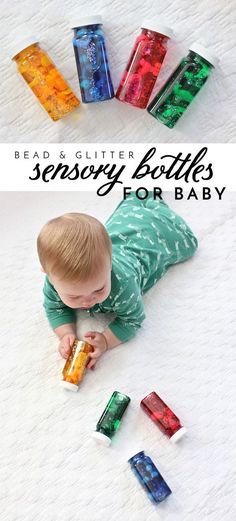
[92,391,131,446]
[147,43,218,128]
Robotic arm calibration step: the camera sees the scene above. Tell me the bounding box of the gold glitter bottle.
[61,339,93,391]
[12,37,80,121]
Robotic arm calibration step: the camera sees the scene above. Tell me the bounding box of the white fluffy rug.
[0,191,235,521]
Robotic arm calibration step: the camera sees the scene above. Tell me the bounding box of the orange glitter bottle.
[61,339,93,391]
[12,37,80,121]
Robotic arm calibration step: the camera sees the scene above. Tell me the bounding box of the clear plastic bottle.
[116,21,172,109]
[92,391,131,446]
[141,391,187,443]
[147,42,218,127]
[61,339,93,391]
[11,37,80,121]
[128,451,172,503]
[72,15,114,103]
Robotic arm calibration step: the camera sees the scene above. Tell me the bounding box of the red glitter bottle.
[116,21,172,109]
[140,391,187,443]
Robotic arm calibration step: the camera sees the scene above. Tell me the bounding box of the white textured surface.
[0,191,235,520]
[0,0,236,142]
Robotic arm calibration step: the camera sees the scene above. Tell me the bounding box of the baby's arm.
[84,328,120,369]
[43,276,77,358]
[102,328,121,349]
[84,277,145,367]
[54,323,77,359]
[107,278,146,343]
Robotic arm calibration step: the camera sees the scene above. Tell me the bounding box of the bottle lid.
[141,20,173,38]
[170,426,187,443]
[71,15,103,29]
[92,431,111,447]
[189,43,218,67]
[10,36,38,60]
[60,380,78,392]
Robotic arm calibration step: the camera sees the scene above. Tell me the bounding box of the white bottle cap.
[170,427,187,443]
[10,36,38,60]
[71,15,103,29]
[60,380,79,392]
[141,20,173,39]
[189,42,219,67]
[92,431,111,447]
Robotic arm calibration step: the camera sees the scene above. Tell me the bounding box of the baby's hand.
[58,333,76,359]
[84,331,108,369]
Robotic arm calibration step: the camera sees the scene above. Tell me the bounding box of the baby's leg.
[170,213,198,262]
[145,197,198,262]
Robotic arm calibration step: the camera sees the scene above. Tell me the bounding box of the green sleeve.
[43,276,76,329]
[108,278,146,342]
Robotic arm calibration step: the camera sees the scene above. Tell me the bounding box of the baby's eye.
[94,287,105,294]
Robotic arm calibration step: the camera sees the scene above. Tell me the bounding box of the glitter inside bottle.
[128,451,172,503]
[92,391,131,446]
[61,339,93,391]
[12,38,80,121]
[147,42,218,128]
[140,391,187,443]
[72,15,114,103]
[116,21,172,109]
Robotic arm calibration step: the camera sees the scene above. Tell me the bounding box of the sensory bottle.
[61,339,93,391]
[92,391,131,446]
[11,37,80,121]
[141,391,186,442]
[147,42,218,127]
[128,451,172,503]
[72,15,114,103]
[116,21,172,109]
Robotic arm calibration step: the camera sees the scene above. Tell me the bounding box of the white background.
[0,0,236,143]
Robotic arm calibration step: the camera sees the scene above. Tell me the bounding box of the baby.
[37,193,198,368]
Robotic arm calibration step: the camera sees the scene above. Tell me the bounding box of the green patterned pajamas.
[43,194,198,342]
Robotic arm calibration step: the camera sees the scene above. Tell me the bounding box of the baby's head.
[37,213,112,309]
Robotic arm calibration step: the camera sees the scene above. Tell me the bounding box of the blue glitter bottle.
[72,15,114,103]
[128,451,172,504]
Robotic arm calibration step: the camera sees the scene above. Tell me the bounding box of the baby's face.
[49,256,112,309]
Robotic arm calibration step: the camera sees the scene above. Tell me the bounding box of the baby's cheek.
[99,289,110,302]
[61,297,80,308]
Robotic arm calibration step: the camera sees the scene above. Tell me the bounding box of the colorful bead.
[116,24,172,109]
[61,340,93,391]
[12,43,80,121]
[141,391,187,442]
[128,451,172,503]
[147,44,216,127]
[92,391,130,446]
[72,19,114,103]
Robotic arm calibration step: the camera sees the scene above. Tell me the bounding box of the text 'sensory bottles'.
[147,42,218,127]
[92,391,131,446]
[141,391,187,442]
[61,340,93,391]
[116,21,172,109]
[128,451,172,504]
[72,15,114,103]
[12,38,80,121]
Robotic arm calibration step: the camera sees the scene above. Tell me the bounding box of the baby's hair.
[37,213,112,281]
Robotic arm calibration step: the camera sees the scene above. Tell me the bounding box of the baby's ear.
[40,266,45,273]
